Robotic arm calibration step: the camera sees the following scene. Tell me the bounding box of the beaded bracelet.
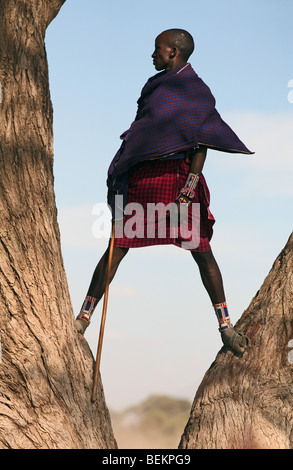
[175,172,200,207]
[179,187,196,199]
[175,194,192,207]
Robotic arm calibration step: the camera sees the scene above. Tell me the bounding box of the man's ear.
[170,47,178,59]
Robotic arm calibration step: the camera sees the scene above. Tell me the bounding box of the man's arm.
[174,146,207,208]
[185,145,207,174]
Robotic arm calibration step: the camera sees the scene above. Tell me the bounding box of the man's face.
[152,33,174,71]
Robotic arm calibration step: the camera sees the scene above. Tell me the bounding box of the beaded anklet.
[77,295,97,323]
[213,302,233,331]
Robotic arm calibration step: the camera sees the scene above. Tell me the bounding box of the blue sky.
[45,0,293,410]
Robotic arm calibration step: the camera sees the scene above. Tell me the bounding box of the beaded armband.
[185,172,200,191]
[176,172,200,207]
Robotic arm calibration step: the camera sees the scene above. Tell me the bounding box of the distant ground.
[110,395,192,449]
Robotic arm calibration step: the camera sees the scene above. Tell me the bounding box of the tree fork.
[0,0,116,449]
[179,232,293,449]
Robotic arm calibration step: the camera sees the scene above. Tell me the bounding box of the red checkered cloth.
[113,157,215,251]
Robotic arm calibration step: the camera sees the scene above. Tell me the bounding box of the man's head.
[152,29,194,72]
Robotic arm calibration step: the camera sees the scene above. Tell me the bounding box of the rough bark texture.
[0,0,117,449]
[179,232,293,449]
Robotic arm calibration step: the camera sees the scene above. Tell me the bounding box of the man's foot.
[75,318,89,335]
[221,327,250,355]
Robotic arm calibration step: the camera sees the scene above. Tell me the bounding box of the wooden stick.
[91,221,115,403]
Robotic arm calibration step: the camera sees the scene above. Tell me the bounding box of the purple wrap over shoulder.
[107,63,253,211]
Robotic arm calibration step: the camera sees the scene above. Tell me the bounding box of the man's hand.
[184,148,196,165]
[166,199,189,221]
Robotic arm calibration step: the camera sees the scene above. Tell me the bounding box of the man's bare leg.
[75,246,129,334]
[191,249,250,354]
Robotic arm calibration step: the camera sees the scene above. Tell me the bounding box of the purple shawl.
[107,63,253,210]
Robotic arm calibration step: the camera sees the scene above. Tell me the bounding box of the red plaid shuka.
[113,157,215,252]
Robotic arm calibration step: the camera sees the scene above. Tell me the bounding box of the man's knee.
[191,249,213,265]
[113,246,129,263]
[191,250,220,275]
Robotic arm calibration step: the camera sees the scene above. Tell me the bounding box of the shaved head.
[161,29,195,61]
[152,28,195,72]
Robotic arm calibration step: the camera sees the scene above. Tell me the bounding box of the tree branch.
[180,232,293,449]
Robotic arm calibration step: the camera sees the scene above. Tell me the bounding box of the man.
[75,29,252,355]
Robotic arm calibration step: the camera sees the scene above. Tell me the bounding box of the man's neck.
[164,59,186,73]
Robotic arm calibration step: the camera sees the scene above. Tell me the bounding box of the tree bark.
[0,0,116,449]
[179,232,293,449]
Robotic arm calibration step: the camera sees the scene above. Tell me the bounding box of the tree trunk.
[179,232,293,449]
[0,0,116,449]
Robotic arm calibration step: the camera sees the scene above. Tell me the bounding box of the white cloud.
[110,285,140,298]
[57,204,110,251]
[105,329,126,341]
[220,111,293,172]
[206,111,293,202]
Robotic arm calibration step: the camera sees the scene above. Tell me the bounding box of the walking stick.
[91,221,116,403]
